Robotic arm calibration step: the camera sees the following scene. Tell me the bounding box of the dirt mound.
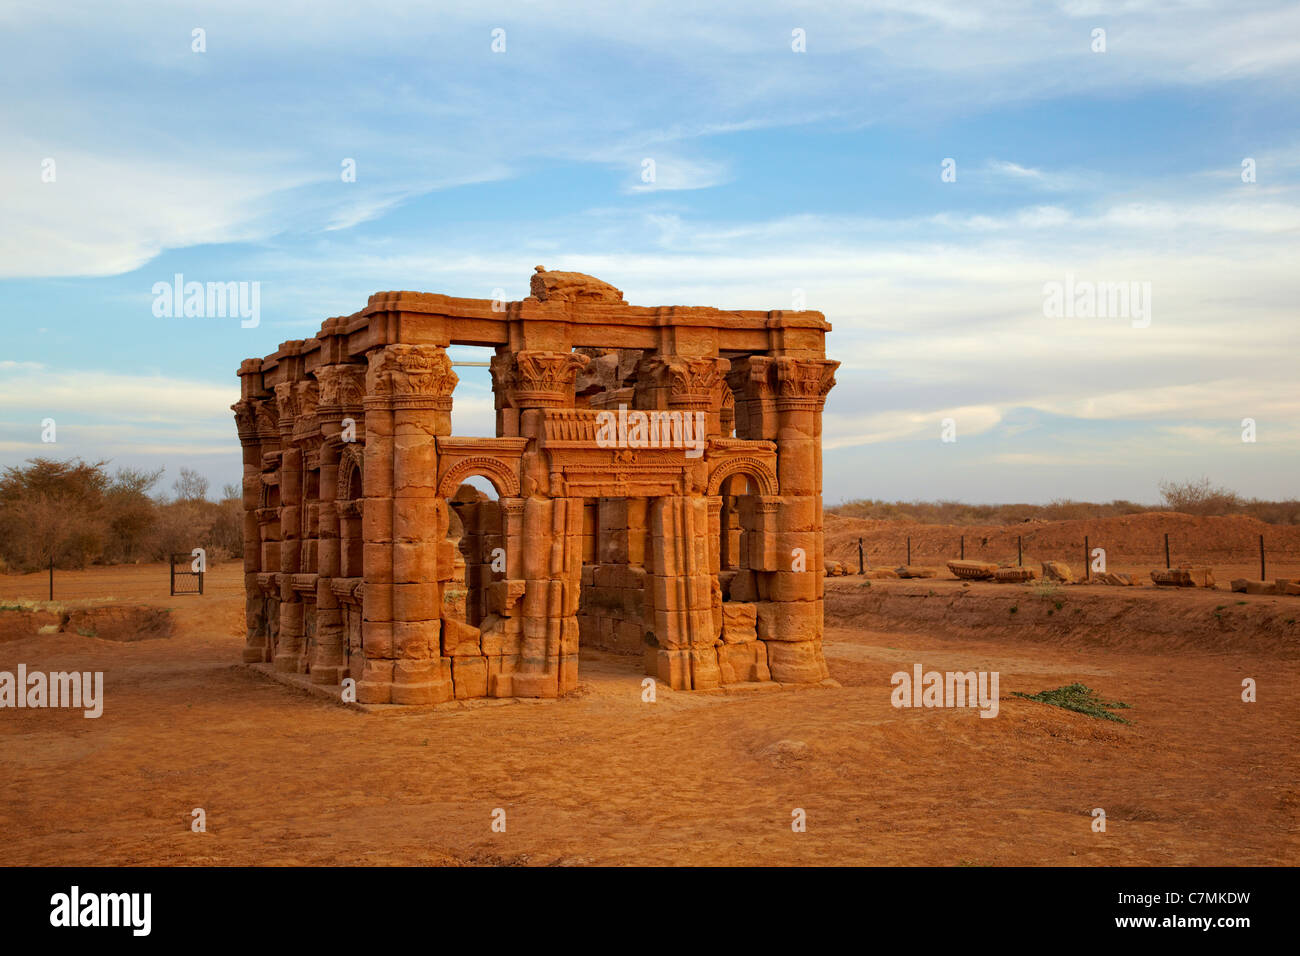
[0,608,61,642]
[825,578,1300,657]
[0,602,173,642]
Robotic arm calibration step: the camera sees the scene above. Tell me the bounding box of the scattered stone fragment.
[1040,561,1073,583]
[1095,572,1137,586]
[896,565,940,578]
[1151,567,1215,588]
[947,560,998,580]
[994,566,1037,583]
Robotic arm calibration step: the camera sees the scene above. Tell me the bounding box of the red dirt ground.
[1,560,1296,866]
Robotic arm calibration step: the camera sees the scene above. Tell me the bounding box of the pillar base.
[310,665,345,685]
[510,671,559,698]
[764,639,829,683]
[355,679,392,704]
[273,651,303,672]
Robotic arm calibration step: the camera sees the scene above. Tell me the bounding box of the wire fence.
[851,532,1300,581]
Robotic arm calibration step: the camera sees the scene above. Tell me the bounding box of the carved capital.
[726,355,775,401]
[507,350,590,407]
[640,355,731,409]
[316,363,367,411]
[276,379,320,443]
[232,400,258,443]
[489,351,516,407]
[274,382,299,436]
[774,358,838,408]
[253,398,279,441]
[365,345,458,409]
[295,380,320,441]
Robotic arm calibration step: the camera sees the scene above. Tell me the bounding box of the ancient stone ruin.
[232,267,838,704]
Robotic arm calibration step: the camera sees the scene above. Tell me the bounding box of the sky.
[1,0,1297,505]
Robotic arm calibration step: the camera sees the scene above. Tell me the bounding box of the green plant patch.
[1012,682,1133,724]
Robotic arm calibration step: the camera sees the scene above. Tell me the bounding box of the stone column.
[311,362,366,685]
[500,349,588,698]
[273,381,305,672]
[631,355,728,690]
[756,357,838,683]
[357,345,458,705]
[483,498,527,697]
[232,368,274,664]
[727,356,777,442]
[646,495,716,689]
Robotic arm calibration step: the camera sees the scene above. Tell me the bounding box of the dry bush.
[1242,498,1300,525]
[1158,477,1243,516]
[828,497,1149,525]
[0,458,244,571]
[0,458,110,570]
[146,500,214,561]
[830,482,1296,526]
[101,466,164,563]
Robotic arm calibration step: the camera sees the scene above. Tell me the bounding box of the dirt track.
[1,562,1296,866]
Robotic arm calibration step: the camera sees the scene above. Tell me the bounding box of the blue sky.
[1,0,1297,503]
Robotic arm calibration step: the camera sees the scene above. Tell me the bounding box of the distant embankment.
[824,511,1300,579]
[824,578,1300,658]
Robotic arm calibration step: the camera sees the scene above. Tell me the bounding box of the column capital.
[726,354,775,400]
[232,399,259,445]
[638,355,730,410]
[773,357,839,410]
[493,349,589,408]
[365,344,458,410]
[316,362,367,415]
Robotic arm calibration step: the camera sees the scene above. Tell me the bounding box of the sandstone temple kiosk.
[232,267,838,705]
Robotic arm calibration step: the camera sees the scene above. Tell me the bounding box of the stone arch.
[337,445,363,501]
[258,475,280,511]
[437,456,520,498]
[706,457,778,497]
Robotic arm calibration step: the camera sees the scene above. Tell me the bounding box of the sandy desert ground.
[1,549,1297,866]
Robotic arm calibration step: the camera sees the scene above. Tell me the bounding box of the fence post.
[858,538,864,575]
[960,535,964,559]
[1018,535,1023,567]
[1260,534,1266,580]
[170,557,175,597]
[1084,535,1089,581]
[1165,532,1170,569]
[48,555,53,602]
[907,536,911,565]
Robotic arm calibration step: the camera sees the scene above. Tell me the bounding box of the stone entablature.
[233,267,836,704]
